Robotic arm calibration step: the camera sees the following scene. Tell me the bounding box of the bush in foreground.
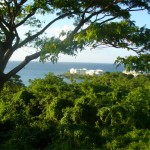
[0,73,150,149]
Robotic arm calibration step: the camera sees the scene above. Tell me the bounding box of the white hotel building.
[70,68,104,76]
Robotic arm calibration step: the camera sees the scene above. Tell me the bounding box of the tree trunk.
[0,52,41,92]
[0,75,7,91]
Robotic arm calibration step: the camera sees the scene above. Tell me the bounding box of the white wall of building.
[70,68,104,76]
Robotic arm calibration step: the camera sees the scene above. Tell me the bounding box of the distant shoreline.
[6,62,124,85]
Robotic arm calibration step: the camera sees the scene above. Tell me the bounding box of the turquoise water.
[5,61,124,85]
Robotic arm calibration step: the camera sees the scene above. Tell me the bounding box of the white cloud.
[58,47,136,63]
[45,24,74,38]
[10,39,137,63]
[10,47,38,61]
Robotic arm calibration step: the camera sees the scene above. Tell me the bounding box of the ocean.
[5,61,124,85]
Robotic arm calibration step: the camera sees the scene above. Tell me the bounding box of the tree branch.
[4,0,12,20]
[19,0,28,5]
[14,12,73,50]
[98,16,118,26]
[0,21,9,34]
[0,15,9,29]
[5,51,41,80]
[2,29,20,67]
[15,10,37,28]
[67,0,122,40]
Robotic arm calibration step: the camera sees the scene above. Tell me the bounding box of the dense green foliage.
[0,1,149,148]
[115,54,150,72]
[0,73,150,149]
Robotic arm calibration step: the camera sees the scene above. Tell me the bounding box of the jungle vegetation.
[0,1,150,149]
[0,73,150,149]
[0,0,150,89]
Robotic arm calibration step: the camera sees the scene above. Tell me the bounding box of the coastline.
[6,61,124,85]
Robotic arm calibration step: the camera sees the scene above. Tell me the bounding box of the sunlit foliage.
[0,73,150,149]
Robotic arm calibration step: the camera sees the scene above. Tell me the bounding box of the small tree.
[0,0,149,89]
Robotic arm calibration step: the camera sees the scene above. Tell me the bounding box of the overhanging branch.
[14,12,74,50]
[67,0,122,40]
[5,51,41,80]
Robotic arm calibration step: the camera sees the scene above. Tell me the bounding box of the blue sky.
[10,10,149,63]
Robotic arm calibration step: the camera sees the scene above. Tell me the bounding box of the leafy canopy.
[0,73,150,149]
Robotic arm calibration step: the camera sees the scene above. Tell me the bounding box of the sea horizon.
[9,60,116,64]
[6,61,124,85]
